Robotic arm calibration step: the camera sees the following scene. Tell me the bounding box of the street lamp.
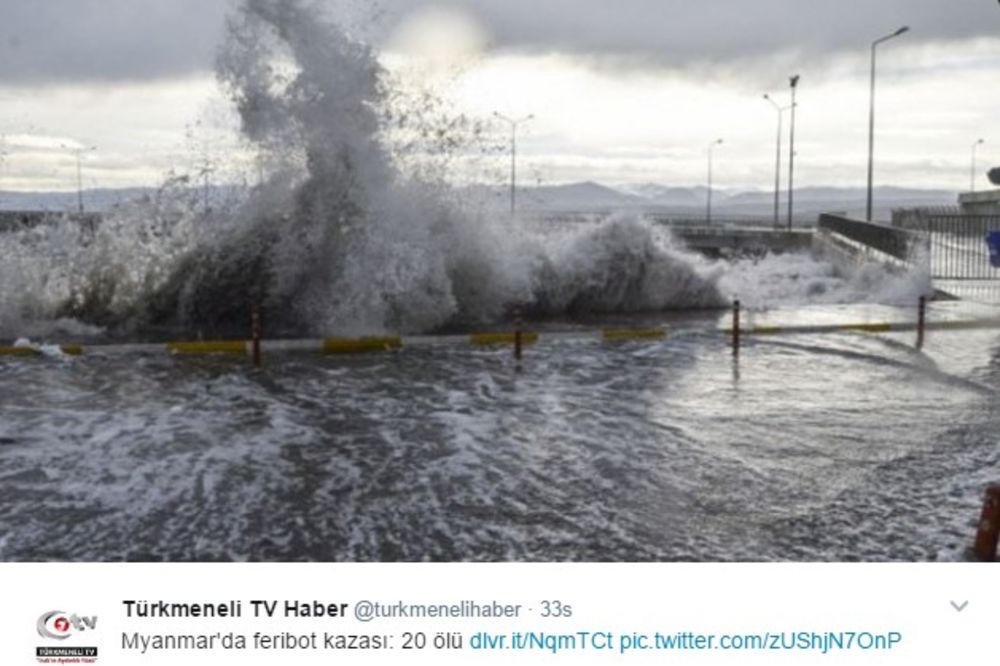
[706,138,724,225]
[62,143,97,214]
[971,138,985,192]
[494,112,534,216]
[197,158,215,214]
[866,26,909,221]
[787,74,800,231]
[764,93,792,229]
[0,137,8,211]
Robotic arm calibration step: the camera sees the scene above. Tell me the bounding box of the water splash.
[718,251,932,309]
[0,0,932,339]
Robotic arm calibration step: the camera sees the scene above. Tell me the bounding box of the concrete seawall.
[672,227,813,257]
[813,213,921,274]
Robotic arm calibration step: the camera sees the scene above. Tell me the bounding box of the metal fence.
[820,211,1000,302]
[892,209,1000,301]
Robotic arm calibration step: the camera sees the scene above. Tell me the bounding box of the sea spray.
[717,251,932,309]
[165,0,729,332]
[0,0,931,339]
[69,0,725,335]
[530,216,724,313]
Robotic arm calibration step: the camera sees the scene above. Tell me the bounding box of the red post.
[973,484,1000,562]
[251,305,262,368]
[916,295,926,351]
[513,305,523,366]
[732,299,740,356]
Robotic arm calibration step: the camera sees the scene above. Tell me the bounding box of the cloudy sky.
[1,0,999,194]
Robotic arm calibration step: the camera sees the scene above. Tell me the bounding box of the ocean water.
[2,302,998,562]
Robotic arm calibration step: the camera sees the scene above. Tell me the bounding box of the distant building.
[958,189,1000,215]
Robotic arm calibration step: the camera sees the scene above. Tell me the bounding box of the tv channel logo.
[37,610,98,640]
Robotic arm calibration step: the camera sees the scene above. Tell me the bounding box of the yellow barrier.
[0,346,39,357]
[745,323,893,336]
[602,328,667,341]
[927,320,1000,331]
[469,332,539,346]
[0,344,84,357]
[322,336,402,354]
[166,340,247,355]
[838,323,893,333]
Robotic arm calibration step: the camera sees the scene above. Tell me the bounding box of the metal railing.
[891,209,1000,301]
[892,211,1000,278]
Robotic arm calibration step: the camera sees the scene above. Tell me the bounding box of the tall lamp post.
[494,112,534,217]
[787,75,800,231]
[866,26,909,221]
[62,144,97,214]
[706,138,724,225]
[0,138,8,211]
[764,93,791,229]
[971,138,985,192]
[197,158,215,214]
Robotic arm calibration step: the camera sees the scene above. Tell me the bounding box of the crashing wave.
[0,0,929,339]
[0,0,727,337]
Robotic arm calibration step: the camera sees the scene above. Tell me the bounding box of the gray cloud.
[377,0,1000,63]
[1,0,998,84]
[0,0,229,83]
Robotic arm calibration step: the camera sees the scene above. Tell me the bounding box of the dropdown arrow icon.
[951,601,969,612]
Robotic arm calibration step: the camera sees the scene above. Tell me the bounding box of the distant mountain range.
[504,181,961,219]
[0,188,156,213]
[0,181,965,220]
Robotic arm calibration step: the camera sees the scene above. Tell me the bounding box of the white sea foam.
[718,251,932,309]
